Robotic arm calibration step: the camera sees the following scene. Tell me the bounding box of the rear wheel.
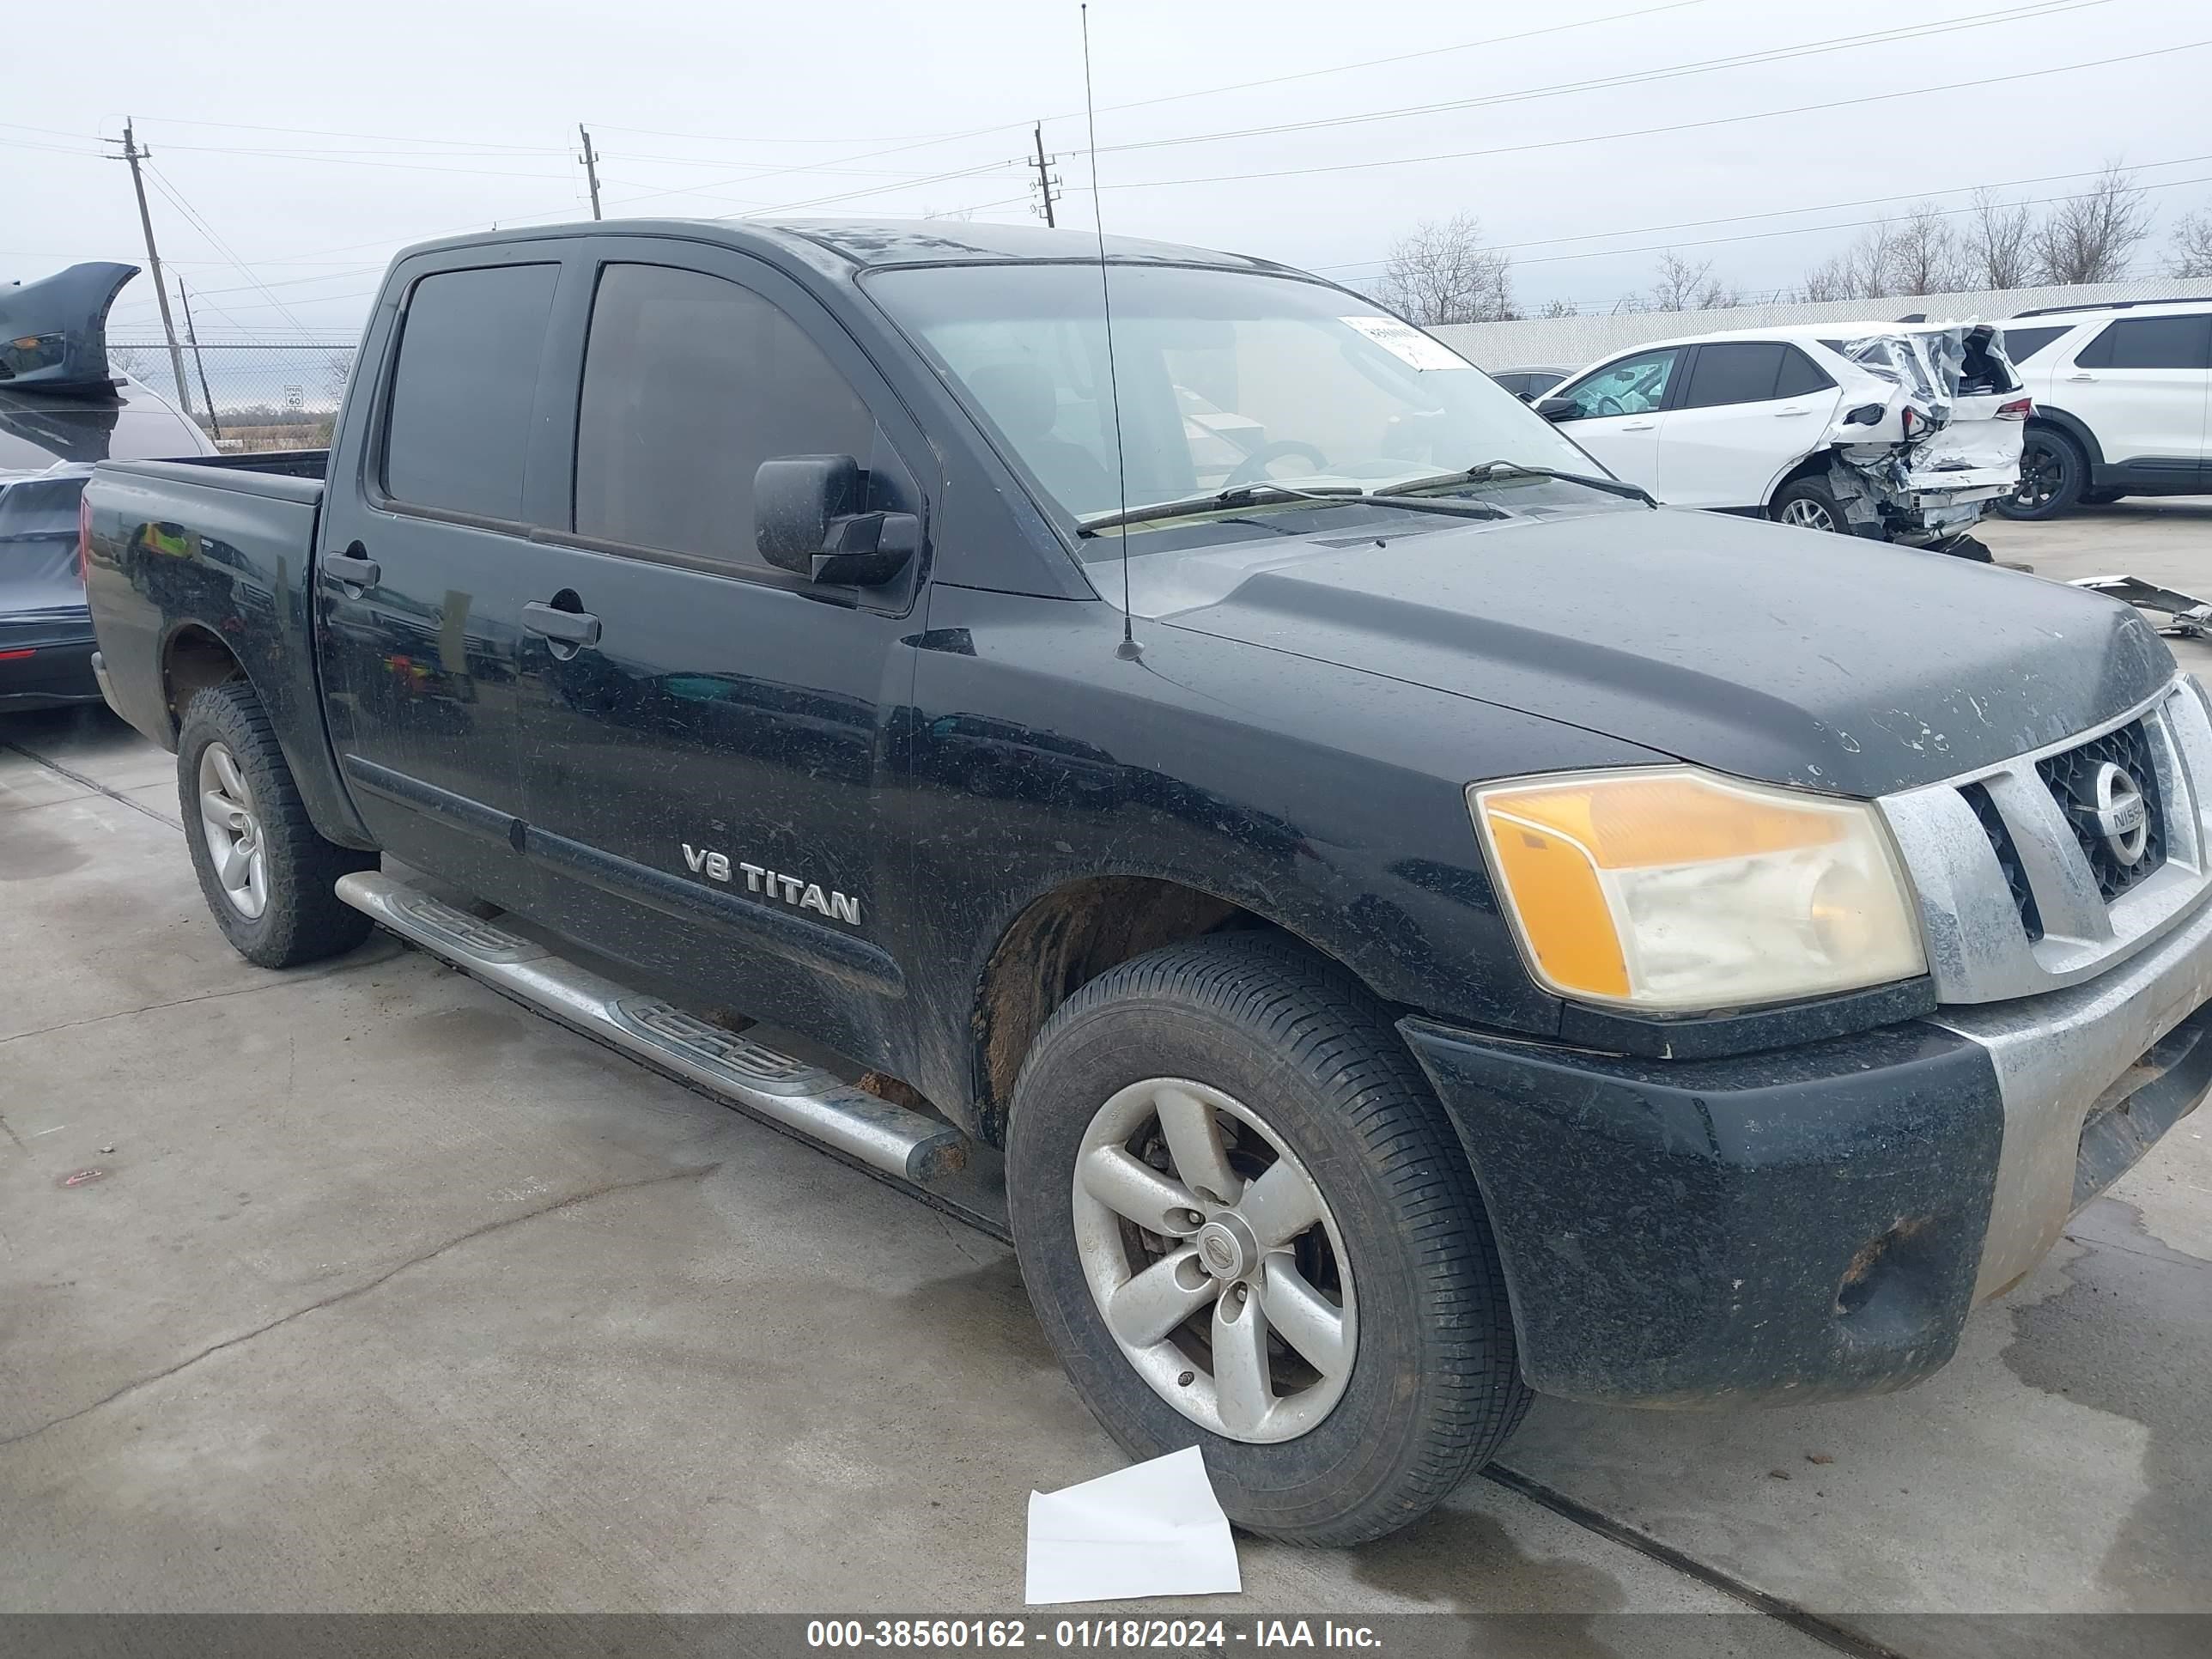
[1770,476,1868,538]
[177,681,377,968]
[1995,428,2086,520]
[1006,933,1528,1545]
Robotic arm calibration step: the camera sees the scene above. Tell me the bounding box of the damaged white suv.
[1536,321,2029,554]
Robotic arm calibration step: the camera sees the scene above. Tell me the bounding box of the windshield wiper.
[1077,479,1504,535]
[1389,459,1656,507]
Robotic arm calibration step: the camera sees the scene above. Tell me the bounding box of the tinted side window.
[574,264,875,568]
[1678,343,1787,409]
[1774,345,1835,398]
[1491,373,1529,397]
[2084,314,2211,370]
[382,264,558,520]
[1998,325,2070,364]
[0,477,86,539]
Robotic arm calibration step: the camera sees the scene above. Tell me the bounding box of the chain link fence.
[108,341,360,453]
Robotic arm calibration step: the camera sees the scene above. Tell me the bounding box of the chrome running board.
[335,872,967,1183]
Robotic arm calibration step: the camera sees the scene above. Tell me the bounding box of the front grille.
[2036,719,2166,901]
[1960,779,2044,941]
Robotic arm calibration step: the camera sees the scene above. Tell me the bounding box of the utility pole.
[1030,123,1059,228]
[175,276,222,442]
[107,120,196,421]
[579,125,604,220]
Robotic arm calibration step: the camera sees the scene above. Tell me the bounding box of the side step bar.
[335,872,967,1184]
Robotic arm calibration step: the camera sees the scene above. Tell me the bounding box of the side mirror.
[755,454,919,586]
[1534,395,1577,422]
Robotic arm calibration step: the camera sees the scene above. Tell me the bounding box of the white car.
[1535,321,2030,551]
[1991,298,2212,519]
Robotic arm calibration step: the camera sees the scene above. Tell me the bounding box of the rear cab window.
[381,264,560,520]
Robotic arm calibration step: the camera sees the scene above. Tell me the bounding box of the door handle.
[522,600,601,650]
[1621,419,1656,431]
[323,547,380,589]
[2067,373,2097,382]
[1773,406,1813,416]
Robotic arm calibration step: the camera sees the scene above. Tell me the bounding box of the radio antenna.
[1080,3,1139,661]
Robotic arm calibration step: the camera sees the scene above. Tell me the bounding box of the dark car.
[1,261,214,711]
[1488,365,1571,402]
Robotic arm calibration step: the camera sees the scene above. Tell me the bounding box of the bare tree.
[1536,296,1577,318]
[1798,222,1897,301]
[1887,203,1966,295]
[1961,188,2035,290]
[1376,214,1516,324]
[2032,162,2150,284]
[2168,207,2212,278]
[1642,249,1741,313]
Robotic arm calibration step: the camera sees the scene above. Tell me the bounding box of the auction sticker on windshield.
[1340,314,1472,371]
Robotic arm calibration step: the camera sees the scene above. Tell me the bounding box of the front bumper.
[0,635,100,710]
[1402,889,2212,1407]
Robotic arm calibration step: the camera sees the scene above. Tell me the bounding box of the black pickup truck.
[82,219,2212,1545]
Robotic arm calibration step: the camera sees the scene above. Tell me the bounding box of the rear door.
[2053,312,2212,482]
[1656,342,1840,508]
[315,249,568,908]
[508,241,933,1057]
[1540,347,1680,493]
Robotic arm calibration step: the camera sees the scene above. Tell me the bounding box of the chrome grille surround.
[1878,675,2212,1005]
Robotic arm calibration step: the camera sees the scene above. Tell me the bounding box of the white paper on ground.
[1024,1446,1243,1606]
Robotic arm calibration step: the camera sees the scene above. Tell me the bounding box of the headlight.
[1468,767,1924,1012]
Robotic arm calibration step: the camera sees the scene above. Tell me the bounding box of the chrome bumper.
[1937,884,2212,1298]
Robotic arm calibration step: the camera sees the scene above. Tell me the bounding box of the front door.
[1541,346,1680,496]
[511,248,933,1061]
[316,253,567,908]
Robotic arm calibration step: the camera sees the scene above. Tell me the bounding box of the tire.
[1005,933,1528,1545]
[1994,428,2086,520]
[177,680,377,968]
[1769,476,1873,538]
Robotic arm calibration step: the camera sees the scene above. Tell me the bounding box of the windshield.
[867,262,1600,552]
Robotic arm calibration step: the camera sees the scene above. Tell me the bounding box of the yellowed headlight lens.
[1471,768,1923,1011]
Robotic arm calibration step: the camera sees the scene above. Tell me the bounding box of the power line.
[583,0,1729,214]
[143,164,316,334]
[1091,1,2100,160]
[1094,39,2212,193]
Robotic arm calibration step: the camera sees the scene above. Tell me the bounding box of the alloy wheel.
[1070,1077,1356,1443]
[197,742,268,919]
[1779,497,1838,532]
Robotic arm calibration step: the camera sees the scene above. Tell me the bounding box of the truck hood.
[1141,507,2175,798]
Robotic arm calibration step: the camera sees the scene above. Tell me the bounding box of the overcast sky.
[6,0,2208,341]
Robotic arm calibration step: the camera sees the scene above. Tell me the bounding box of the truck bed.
[81,448,368,850]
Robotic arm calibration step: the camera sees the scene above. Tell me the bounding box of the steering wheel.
[1595,394,1627,417]
[1224,440,1330,489]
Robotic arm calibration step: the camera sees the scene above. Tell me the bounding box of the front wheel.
[1005,934,1527,1545]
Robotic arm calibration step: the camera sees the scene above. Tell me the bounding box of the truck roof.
[398,216,1304,277]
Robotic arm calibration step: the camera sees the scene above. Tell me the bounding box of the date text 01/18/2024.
[804,1620,1382,1649]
